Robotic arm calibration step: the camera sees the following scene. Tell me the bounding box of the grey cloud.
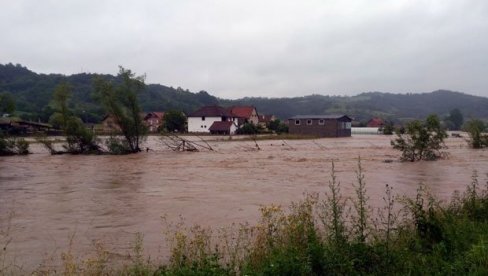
[1,0,487,98]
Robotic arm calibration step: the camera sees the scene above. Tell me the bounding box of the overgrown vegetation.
[267,119,289,134]
[94,67,147,153]
[381,120,394,135]
[0,131,29,156]
[391,114,448,161]
[464,118,488,149]
[236,122,261,135]
[4,161,488,275]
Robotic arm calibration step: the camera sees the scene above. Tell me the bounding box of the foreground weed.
[320,161,346,246]
[351,156,370,243]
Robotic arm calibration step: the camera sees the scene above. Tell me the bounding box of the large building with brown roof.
[288,115,352,137]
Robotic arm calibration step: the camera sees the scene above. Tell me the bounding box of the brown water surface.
[0,135,487,270]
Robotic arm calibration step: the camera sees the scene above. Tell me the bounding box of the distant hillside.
[0,63,218,122]
[1,63,488,123]
[224,91,488,122]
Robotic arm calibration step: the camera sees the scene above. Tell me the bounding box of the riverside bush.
[0,131,29,155]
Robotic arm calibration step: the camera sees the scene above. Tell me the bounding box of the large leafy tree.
[162,110,187,133]
[391,114,447,161]
[49,83,100,154]
[268,119,289,134]
[464,119,488,149]
[94,67,147,153]
[446,108,464,130]
[0,92,15,115]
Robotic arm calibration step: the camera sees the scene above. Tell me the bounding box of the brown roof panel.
[209,121,233,131]
[189,106,232,117]
[228,106,255,118]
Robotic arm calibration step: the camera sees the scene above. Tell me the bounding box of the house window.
[202,116,205,121]
[307,120,312,125]
[295,120,300,125]
[319,119,325,125]
[346,122,351,129]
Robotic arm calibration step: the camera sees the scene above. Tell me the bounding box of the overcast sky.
[1,0,487,98]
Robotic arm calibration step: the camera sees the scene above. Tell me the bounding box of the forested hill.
[222,90,488,121]
[1,63,488,123]
[0,63,219,122]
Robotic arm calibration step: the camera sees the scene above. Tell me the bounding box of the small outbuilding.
[208,121,236,135]
[288,115,352,137]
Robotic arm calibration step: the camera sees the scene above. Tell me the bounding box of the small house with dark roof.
[288,115,352,137]
[188,105,236,133]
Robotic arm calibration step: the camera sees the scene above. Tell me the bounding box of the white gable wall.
[230,122,237,134]
[250,109,259,125]
[188,116,222,133]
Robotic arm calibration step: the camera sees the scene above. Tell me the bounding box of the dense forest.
[1,63,488,123]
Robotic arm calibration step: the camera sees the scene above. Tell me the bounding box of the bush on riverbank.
[0,131,29,155]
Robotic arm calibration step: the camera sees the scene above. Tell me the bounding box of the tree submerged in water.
[464,119,488,149]
[94,67,147,154]
[47,83,102,154]
[391,114,447,161]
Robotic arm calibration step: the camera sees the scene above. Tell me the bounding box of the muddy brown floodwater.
[0,135,487,271]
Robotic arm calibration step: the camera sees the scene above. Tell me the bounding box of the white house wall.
[250,109,259,125]
[188,116,222,133]
[230,123,237,134]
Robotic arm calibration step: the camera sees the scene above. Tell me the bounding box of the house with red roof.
[227,106,259,126]
[367,117,385,128]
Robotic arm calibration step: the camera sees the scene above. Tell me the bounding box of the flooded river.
[1,135,487,271]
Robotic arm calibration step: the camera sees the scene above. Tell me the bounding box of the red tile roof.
[228,106,255,118]
[367,117,385,127]
[189,106,232,117]
[209,121,233,131]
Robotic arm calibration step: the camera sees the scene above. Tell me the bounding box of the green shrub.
[391,114,448,161]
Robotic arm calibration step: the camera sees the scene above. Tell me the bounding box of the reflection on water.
[0,135,486,269]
